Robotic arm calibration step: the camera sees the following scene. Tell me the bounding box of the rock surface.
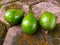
[0,0,60,45]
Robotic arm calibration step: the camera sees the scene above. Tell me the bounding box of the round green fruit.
[4,9,24,25]
[21,13,38,34]
[39,12,56,31]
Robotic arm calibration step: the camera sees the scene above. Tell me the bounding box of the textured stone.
[0,0,60,45]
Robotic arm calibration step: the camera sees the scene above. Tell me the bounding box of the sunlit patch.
[15,16,19,19]
[42,16,47,22]
[32,23,36,29]
[23,20,29,25]
[5,12,10,16]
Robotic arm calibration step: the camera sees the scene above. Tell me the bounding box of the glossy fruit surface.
[21,12,37,34]
[4,9,24,25]
[39,12,56,31]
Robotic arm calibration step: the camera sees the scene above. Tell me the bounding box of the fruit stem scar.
[29,5,33,13]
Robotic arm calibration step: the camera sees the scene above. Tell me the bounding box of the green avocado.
[4,9,24,25]
[39,12,56,31]
[21,5,37,34]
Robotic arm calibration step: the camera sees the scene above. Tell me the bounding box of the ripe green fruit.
[39,12,56,31]
[21,5,37,34]
[21,13,37,34]
[4,9,24,25]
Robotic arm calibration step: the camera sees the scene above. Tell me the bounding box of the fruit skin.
[4,9,24,25]
[39,12,56,31]
[21,12,37,34]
